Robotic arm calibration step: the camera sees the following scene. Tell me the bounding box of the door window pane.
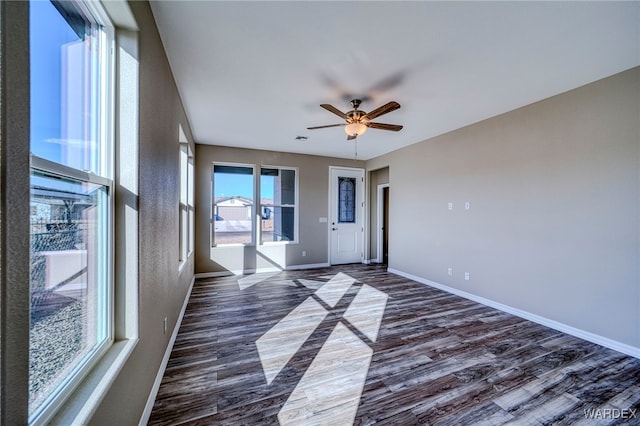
[338,177,356,223]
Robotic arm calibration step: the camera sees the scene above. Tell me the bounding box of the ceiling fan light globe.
[344,122,367,137]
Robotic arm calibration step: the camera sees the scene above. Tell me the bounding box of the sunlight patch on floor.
[343,284,388,343]
[256,298,328,385]
[314,272,355,308]
[277,322,373,426]
[254,272,388,424]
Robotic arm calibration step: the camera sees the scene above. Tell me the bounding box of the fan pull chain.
[354,138,358,160]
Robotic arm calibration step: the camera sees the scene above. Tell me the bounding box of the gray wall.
[0,2,31,423]
[367,67,640,348]
[195,145,363,274]
[90,1,196,423]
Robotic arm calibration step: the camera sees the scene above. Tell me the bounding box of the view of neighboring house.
[213,195,289,244]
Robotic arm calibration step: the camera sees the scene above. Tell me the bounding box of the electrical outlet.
[163,317,168,334]
[464,272,470,281]
[302,250,307,257]
[448,267,452,276]
[448,202,453,211]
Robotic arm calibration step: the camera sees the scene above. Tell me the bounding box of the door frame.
[328,166,365,265]
[376,183,389,264]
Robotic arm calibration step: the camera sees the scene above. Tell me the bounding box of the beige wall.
[367,67,640,348]
[195,145,363,274]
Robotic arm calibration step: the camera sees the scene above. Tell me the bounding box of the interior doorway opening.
[376,183,390,265]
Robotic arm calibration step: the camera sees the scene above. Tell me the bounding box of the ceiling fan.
[307,99,403,140]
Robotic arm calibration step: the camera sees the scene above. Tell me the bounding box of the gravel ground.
[29,226,90,413]
[29,293,85,413]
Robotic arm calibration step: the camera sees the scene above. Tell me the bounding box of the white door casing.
[329,167,364,265]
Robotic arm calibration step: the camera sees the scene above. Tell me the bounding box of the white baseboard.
[285,262,330,271]
[194,271,233,279]
[388,268,640,360]
[139,276,196,426]
[194,267,279,279]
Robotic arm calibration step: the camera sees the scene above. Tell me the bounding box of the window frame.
[211,162,256,247]
[259,165,299,245]
[179,142,194,266]
[29,157,114,425]
[27,0,115,423]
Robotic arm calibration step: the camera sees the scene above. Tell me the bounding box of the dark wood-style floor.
[148,265,640,425]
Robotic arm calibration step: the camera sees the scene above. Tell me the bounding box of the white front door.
[329,167,364,265]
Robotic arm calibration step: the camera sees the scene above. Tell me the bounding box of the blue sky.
[30,0,77,163]
[214,173,274,199]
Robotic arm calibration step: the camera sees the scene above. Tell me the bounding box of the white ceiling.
[149,1,640,160]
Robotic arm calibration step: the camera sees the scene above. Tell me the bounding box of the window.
[188,149,194,254]
[179,142,194,263]
[29,0,113,422]
[212,164,255,245]
[260,167,297,242]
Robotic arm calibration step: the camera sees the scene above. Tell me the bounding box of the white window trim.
[187,149,194,257]
[178,142,194,270]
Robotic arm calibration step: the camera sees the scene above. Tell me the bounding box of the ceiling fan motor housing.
[347,109,367,124]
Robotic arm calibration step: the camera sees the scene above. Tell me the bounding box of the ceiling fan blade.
[307,123,345,130]
[365,122,403,132]
[320,104,348,120]
[361,101,401,121]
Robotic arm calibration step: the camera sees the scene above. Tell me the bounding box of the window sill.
[48,339,138,425]
[178,252,193,273]
[260,241,298,246]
